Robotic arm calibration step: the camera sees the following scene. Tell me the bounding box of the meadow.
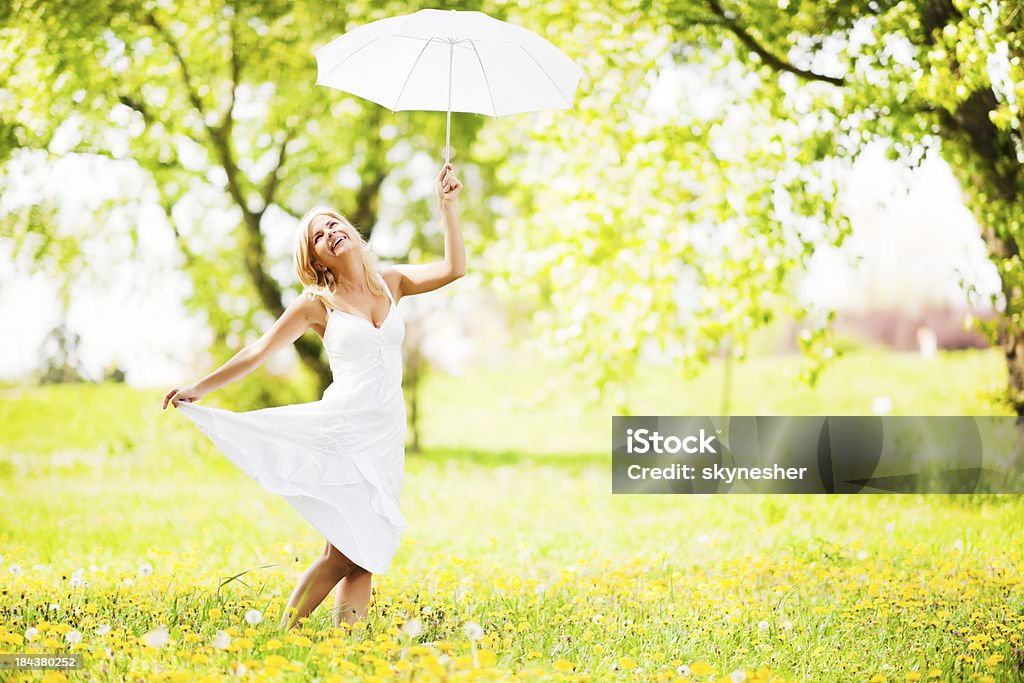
[1,349,1023,682]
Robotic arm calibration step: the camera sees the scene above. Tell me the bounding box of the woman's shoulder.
[293,290,331,319]
[379,266,401,300]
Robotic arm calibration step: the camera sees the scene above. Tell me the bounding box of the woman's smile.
[331,232,349,253]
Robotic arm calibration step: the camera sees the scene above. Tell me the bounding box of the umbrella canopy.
[314,9,584,162]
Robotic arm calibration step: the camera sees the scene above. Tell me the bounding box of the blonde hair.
[293,206,386,313]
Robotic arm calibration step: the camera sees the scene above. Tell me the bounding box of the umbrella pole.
[445,40,453,166]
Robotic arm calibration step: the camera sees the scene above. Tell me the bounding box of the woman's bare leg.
[333,567,372,628]
[278,541,357,632]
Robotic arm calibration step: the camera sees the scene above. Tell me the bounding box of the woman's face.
[309,214,358,272]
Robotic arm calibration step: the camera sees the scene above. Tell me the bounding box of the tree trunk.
[936,90,1024,412]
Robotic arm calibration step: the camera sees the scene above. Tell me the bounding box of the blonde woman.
[162,163,465,631]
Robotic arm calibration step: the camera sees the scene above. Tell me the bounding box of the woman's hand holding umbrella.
[437,163,462,205]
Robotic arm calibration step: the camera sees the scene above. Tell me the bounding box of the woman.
[162,163,465,632]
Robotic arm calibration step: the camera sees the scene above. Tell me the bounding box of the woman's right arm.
[162,292,325,410]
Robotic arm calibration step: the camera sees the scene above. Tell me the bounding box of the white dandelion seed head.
[212,630,231,649]
[96,623,111,636]
[9,563,21,576]
[885,522,896,534]
[89,564,98,572]
[244,609,263,625]
[70,575,84,588]
[535,583,546,595]
[49,603,60,612]
[438,654,451,666]
[758,620,770,632]
[65,629,82,644]
[122,577,134,587]
[871,395,892,415]
[677,664,690,676]
[141,625,169,649]
[421,606,433,615]
[856,550,869,561]
[402,618,423,638]
[24,627,38,641]
[232,662,248,677]
[781,620,794,631]
[730,669,747,683]
[463,621,483,641]
[137,563,153,578]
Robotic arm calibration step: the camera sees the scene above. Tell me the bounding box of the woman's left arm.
[390,163,467,297]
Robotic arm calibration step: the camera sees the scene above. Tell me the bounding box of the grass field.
[1,349,1022,682]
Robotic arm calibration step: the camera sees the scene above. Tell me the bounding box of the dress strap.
[380,272,394,303]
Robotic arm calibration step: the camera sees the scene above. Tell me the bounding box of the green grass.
[1,348,1010,457]
[0,349,1021,682]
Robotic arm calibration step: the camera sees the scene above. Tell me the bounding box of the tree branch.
[222,9,243,135]
[145,12,208,117]
[259,128,296,213]
[704,0,846,86]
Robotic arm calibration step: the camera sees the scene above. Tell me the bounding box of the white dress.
[177,275,407,575]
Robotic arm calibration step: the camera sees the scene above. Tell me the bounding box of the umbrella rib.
[517,45,574,110]
[317,37,382,85]
[467,40,499,118]
[392,37,437,111]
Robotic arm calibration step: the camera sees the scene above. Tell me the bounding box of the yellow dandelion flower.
[618,656,638,670]
[690,661,715,676]
[264,654,290,668]
[927,671,942,679]
[986,653,1004,667]
[905,673,922,681]
[478,649,498,667]
[869,675,886,683]
[553,658,576,672]
[286,633,312,647]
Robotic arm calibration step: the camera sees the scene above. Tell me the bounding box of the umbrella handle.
[445,41,453,166]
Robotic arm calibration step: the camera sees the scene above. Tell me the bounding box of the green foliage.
[475,6,852,412]
[0,0,498,393]
[658,0,1024,404]
[5,0,1024,412]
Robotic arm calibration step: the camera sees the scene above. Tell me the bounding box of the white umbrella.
[314,8,584,164]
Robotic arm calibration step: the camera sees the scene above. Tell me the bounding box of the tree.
[38,322,88,384]
[475,4,847,414]
[1,0,491,397]
[653,0,1024,410]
